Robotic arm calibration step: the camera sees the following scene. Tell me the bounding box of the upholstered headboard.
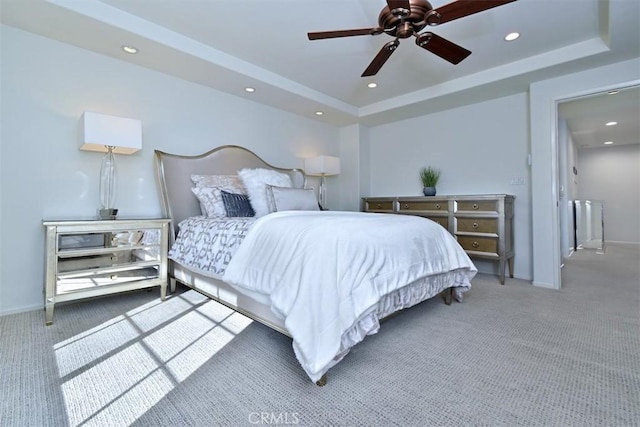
[154,145,306,241]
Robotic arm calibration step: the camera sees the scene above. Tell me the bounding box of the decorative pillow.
[238,168,293,217]
[220,190,255,217]
[267,186,320,212]
[191,174,243,189]
[190,174,245,217]
[191,185,244,217]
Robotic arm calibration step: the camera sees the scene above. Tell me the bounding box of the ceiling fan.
[307,0,517,77]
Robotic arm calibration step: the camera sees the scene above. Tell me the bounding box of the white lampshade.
[80,112,142,154]
[304,156,341,176]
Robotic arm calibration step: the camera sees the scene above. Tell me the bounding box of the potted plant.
[419,166,441,196]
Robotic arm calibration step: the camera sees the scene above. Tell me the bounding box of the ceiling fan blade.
[308,28,382,40]
[431,0,517,25]
[362,40,400,77]
[416,32,471,64]
[387,0,411,12]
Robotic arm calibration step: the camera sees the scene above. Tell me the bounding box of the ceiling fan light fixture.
[505,32,520,41]
[416,33,432,47]
[425,10,441,26]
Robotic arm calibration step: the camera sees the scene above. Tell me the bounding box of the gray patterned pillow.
[220,190,255,217]
[190,174,245,217]
[191,174,243,189]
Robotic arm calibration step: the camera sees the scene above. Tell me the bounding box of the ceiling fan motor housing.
[379,0,433,38]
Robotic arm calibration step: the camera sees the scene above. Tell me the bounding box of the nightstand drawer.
[456,199,498,213]
[456,217,498,234]
[57,265,160,295]
[398,200,448,212]
[456,235,498,256]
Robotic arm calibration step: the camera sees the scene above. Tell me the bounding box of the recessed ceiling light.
[315,111,324,116]
[367,83,378,88]
[244,87,255,93]
[122,45,138,54]
[504,32,520,41]
[606,121,618,126]
[604,141,614,145]
[607,90,619,95]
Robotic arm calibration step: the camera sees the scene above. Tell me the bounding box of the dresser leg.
[45,301,54,326]
[170,278,177,293]
[499,259,506,285]
[508,257,514,278]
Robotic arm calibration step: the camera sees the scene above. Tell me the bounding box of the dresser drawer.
[456,217,498,234]
[398,200,448,212]
[364,199,394,212]
[456,199,498,213]
[427,216,449,229]
[456,235,498,256]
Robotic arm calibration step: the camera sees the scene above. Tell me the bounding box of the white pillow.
[190,174,245,217]
[238,168,293,217]
[267,186,319,212]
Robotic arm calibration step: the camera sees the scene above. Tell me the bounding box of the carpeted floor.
[1,243,638,426]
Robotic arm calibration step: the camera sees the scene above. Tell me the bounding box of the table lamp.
[80,112,142,219]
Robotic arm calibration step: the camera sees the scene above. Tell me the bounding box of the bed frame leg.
[443,287,453,305]
[316,374,327,387]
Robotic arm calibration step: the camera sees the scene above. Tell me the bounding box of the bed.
[154,145,477,385]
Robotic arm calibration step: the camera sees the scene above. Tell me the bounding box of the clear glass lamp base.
[99,147,118,219]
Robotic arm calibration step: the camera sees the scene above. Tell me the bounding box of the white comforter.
[223,210,477,382]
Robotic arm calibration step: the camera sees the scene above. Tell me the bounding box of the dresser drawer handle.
[435,203,441,209]
[404,204,409,209]
[472,241,480,248]
[472,222,479,229]
[376,204,382,209]
[472,203,479,210]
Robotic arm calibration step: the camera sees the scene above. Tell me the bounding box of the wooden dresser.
[362,194,515,284]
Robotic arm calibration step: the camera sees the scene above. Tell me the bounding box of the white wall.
[0,25,340,315]
[366,93,532,280]
[577,144,640,243]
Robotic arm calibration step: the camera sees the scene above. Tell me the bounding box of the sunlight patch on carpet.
[54,291,253,426]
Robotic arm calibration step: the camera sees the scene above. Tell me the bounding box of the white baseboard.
[532,281,558,290]
[0,303,43,317]
[606,240,640,246]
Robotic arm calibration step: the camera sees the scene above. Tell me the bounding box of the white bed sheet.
[222,210,477,382]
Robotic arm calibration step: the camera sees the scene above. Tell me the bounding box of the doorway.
[556,85,640,273]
